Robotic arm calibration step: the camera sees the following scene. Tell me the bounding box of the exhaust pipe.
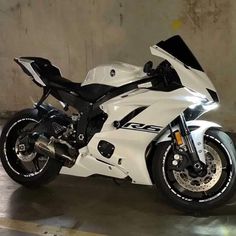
[34,135,76,167]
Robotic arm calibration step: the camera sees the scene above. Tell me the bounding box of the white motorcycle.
[0,35,235,211]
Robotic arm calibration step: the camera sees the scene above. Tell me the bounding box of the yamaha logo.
[110,69,116,77]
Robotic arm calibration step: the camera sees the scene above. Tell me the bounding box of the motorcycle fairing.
[156,35,204,72]
[150,36,217,102]
[61,87,211,185]
[61,37,221,185]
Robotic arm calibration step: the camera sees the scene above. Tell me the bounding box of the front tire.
[0,109,62,187]
[152,129,236,212]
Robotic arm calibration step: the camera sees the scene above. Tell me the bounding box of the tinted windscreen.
[156,35,204,72]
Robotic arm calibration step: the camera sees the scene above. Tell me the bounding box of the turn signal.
[175,131,183,146]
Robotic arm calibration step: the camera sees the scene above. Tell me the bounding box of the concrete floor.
[1,122,236,235]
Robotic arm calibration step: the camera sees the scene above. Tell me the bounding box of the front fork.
[177,114,204,172]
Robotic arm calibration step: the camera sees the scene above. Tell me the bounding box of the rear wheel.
[0,109,62,187]
[152,129,236,211]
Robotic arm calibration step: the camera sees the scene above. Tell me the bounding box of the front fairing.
[150,36,217,103]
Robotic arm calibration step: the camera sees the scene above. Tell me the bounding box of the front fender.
[155,120,221,163]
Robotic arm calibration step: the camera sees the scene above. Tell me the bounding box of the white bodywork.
[82,62,145,87]
[150,45,216,102]
[61,43,220,185]
[17,58,46,86]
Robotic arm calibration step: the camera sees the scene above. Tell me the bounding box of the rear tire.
[152,129,236,212]
[0,108,62,187]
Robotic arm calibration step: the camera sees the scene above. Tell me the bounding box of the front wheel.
[152,129,236,212]
[0,109,62,187]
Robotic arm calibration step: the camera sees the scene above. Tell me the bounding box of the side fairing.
[100,88,203,130]
[69,88,204,185]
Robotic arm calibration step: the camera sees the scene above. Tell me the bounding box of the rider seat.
[49,76,113,103]
[19,57,113,103]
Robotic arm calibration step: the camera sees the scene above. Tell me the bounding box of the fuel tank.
[81,62,145,87]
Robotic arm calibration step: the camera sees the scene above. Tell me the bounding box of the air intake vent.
[207,89,219,103]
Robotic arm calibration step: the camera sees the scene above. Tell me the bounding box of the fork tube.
[178,113,202,170]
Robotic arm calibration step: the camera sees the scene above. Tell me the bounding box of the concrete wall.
[0,0,235,131]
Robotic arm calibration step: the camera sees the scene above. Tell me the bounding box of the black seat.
[74,83,114,103]
[48,76,113,103]
[19,57,114,103]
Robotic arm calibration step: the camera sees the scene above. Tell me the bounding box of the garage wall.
[0,0,235,131]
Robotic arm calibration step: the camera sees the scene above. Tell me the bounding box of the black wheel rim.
[163,139,233,202]
[4,118,49,177]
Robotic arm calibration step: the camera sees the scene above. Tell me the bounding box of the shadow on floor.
[4,174,236,235]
